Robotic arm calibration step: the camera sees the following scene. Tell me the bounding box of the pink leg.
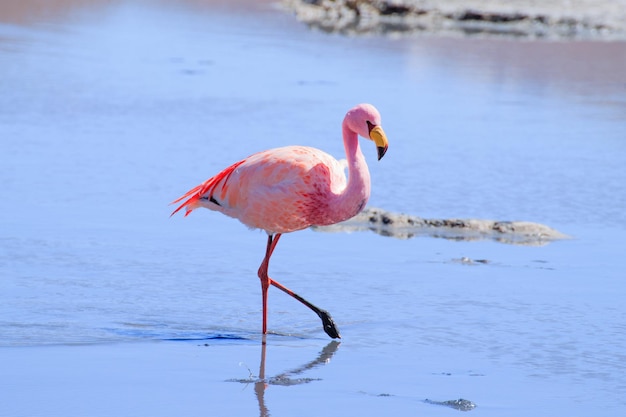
[257,235,278,335]
[257,233,340,339]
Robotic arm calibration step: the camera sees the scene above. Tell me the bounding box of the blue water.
[1,1,626,416]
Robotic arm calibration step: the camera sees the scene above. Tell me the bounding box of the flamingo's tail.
[170,184,204,217]
[170,159,246,218]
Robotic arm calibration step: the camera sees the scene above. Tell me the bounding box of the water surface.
[1,1,625,416]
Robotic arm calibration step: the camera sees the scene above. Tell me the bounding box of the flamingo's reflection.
[229,337,341,417]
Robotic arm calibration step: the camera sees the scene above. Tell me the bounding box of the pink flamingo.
[171,104,389,338]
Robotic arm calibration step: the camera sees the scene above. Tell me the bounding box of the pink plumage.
[173,146,354,233]
[171,103,389,338]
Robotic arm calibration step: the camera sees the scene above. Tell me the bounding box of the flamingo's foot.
[318,309,341,339]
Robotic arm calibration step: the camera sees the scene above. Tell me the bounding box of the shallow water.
[1,1,626,416]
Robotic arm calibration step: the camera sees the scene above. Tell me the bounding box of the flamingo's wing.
[171,146,346,233]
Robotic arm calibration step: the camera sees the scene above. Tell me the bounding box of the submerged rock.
[312,207,570,246]
[282,0,626,40]
[425,398,477,411]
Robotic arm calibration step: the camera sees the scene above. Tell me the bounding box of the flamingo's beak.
[369,125,389,160]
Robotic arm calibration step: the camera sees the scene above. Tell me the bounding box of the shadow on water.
[103,323,259,344]
[227,337,341,417]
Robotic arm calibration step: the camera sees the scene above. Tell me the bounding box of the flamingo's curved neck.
[338,120,371,217]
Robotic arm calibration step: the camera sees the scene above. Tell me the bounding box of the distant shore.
[282,0,626,40]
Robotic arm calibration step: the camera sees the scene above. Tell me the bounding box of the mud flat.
[313,207,570,245]
[282,0,626,40]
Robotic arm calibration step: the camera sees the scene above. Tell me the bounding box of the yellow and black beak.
[368,123,389,160]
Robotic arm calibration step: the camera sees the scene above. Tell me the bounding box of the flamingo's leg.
[270,279,341,339]
[257,234,275,335]
[258,233,341,339]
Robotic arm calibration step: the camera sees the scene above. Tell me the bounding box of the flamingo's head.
[345,103,389,160]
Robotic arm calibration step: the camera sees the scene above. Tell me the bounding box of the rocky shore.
[282,0,626,40]
[313,207,570,245]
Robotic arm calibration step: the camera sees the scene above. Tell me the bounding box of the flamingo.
[171,103,389,339]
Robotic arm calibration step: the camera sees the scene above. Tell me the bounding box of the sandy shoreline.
[282,0,626,40]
